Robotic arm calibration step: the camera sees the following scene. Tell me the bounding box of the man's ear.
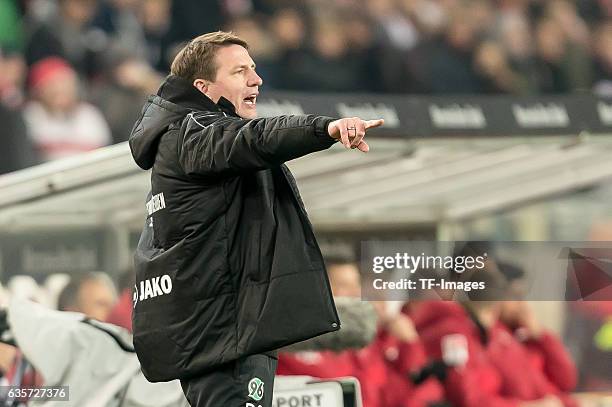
[193,79,209,95]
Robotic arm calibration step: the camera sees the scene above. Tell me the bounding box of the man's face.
[499,300,522,326]
[328,263,361,298]
[203,44,262,119]
[37,70,79,113]
[0,343,16,374]
[77,280,116,321]
[61,0,97,26]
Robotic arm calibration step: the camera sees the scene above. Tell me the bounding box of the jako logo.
[133,275,173,307]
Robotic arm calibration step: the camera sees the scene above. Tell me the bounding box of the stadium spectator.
[23,57,111,161]
[371,300,448,407]
[342,11,390,93]
[57,271,117,322]
[495,12,540,92]
[496,262,578,394]
[267,7,310,90]
[281,15,362,92]
[534,17,572,93]
[427,8,482,94]
[500,301,578,393]
[25,0,105,78]
[90,52,161,144]
[92,0,145,60]
[533,2,592,93]
[0,46,27,109]
[577,0,612,23]
[417,269,579,407]
[547,0,590,48]
[139,0,172,72]
[365,0,419,53]
[164,0,225,51]
[473,40,531,94]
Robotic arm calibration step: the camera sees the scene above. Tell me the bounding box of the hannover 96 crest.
[247,377,264,401]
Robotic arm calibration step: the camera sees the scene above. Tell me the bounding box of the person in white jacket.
[23,57,111,162]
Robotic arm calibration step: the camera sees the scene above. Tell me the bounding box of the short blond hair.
[170,31,249,83]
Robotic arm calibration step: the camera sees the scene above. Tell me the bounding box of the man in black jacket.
[129,31,383,407]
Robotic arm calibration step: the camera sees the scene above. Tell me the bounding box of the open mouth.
[244,95,257,106]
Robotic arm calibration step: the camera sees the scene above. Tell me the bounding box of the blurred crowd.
[1,0,612,174]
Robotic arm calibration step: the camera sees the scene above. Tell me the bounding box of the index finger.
[364,119,385,130]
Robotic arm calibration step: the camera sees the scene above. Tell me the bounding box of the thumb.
[364,118,385,129]
[327,120,340,138]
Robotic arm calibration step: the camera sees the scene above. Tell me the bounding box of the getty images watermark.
[360,241,612,301]
[371,251,488,292]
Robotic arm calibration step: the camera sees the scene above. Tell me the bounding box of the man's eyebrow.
[233,63,257,71]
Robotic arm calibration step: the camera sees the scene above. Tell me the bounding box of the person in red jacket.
[369,302,447,407]
[497,263,577,394]
[278,259,446,407]
[416,269,579,407]
[499,302,577,394]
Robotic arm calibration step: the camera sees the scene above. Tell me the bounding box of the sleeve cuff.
[314,116,338,144]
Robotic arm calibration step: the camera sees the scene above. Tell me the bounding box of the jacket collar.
[156,75,239,117]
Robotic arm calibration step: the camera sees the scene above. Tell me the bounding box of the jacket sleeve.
[525,332,578,392]
[445,366,522,407]
[178,113,337,177]
[444,335,521,407]
[423,327,521,407]
[394,339,428,375]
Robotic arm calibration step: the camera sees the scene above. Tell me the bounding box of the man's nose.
[249,70,263,87]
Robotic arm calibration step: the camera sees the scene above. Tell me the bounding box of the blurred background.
[1,0,612,406]
[1,0,612,167]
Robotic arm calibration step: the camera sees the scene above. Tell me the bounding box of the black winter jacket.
[128,75,340,382]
